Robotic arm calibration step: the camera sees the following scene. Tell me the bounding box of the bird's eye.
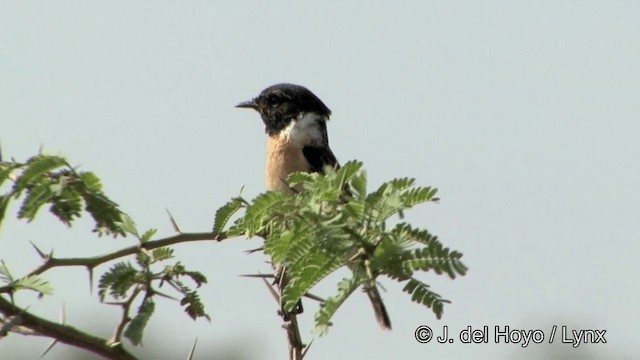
[267,96,281,107]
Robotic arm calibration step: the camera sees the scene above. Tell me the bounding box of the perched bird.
[237,83,392,330]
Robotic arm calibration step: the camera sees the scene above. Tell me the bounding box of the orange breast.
[265,136,310,192]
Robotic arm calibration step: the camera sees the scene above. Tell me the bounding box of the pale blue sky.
[1,1,639,359]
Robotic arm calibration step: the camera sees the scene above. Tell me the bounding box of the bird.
[236,83,392,330]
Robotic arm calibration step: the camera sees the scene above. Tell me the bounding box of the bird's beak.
[235,99,258,110]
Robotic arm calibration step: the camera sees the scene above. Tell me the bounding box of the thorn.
[29,241,47,259]
[87,266,93,294]
[104,301,127,306]
[151,289,178,301]
[40,339,58,357]
[38,143,44,155]
[261,277,280,304]
[186,338,198,360]
[376,281,387,293]
[0,315,23,337]
[0,141,3,162]
[238,185,245,196]
[348,248,366,262]
[303,293,325,303]
[240,274,275,279]
[166,209,181,233]
[245,246,264,254]
[301,337,315,359]
[59,303,65,324]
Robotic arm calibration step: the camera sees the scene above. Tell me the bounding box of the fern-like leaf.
[14,275,54,295]
[0,195,12,227]
[139,228,157,243]
[282,248,344,312]
[349,168,368,200]
[78,171,103,192]
[124,298,155,345]
[180,290,210,320]
[0,261,14,284]
[243,191,288,237]
[0,162,21,189]
[213,197,245,234]
[48,190,83,226]
[117,214,138,237]
[401,186,438,207]
[402,278,450,319]
[98,262,139,300]
[12,155,66,195]
[151,247,174,262]
[314,277,361,335]
[17,183,54,221]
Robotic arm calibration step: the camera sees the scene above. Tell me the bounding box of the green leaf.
[0,162,21,189]
[282,248,344,312]
[151,247,174,262]
[349,169,368,199]
[48,190,83,226]
[242,191,288,236]
[135,252,151,268]
[390,223,436,245]
[401,186,438,207]
[124,298,155,345]
[286,172,316,188]
[139,228,157,243]
[212,197,245,234]
[0,261,14,284]
[403,241,466,279]
[0,195,11,228]
[17,183,54,221]
[180,291,210,321]
[402,278,450,320]
[98,262,139,300]
[335,161,363,187]
[182,271,207,288]
[116,214,138,238]
[14,275,54,295]
[78,190,124,236]
[314,277,361,335]
[79,172,102,192]
[12,155,67,195]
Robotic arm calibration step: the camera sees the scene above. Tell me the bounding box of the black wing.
[302,145,340,174]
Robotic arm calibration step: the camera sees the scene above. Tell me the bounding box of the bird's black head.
[236,83,331,136]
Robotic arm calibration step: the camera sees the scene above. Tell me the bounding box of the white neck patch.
[279,112,326,147]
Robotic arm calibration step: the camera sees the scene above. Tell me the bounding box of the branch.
[285,313,304,360]
[0,295,137,360]
[110,286,143,344]
[0,231,228,294]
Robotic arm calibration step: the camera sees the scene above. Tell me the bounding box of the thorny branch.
[0,231,227,294]
[0,230,231,359]
[0,295,136,360]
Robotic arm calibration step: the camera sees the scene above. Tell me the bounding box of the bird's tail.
[365,285,392,330]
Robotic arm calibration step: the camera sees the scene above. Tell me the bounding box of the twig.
[111,286,143,345]
[0,231,228,294]
[284,314,303,360]
[0,295,136,360]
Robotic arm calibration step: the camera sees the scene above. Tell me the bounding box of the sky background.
[1,1,639,359]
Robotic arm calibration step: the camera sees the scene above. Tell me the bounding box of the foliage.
[98,223,210,344]
[0,154,209,348]
[1,153,467,355]
[0,154,125,236]
[216,161,467,333]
